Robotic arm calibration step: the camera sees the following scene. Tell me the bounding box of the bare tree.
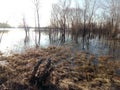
[22,16,29,37]
[82,0,97,37]
[68,3,83,43]
[22,16,30,45]
[101,0,120,38]
[50,0,120,45]
[34,0,41,46]
[110,0,120,38]
[51,0,71,43]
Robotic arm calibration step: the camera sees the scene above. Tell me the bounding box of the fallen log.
[29,58,55,89]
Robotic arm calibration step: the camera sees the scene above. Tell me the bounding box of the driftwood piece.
[32,59,44,77]
[29,58,54,89]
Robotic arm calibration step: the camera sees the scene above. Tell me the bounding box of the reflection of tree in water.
[33,0,41,48]
[0,31,4,43]
[108,40,120,59]
[48,29,61,45]
[0,30,8,43]
[34,30,41,48]
[24,35,30,47]
[22,16,30,47]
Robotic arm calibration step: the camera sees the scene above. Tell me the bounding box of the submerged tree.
[50,0,120,45]
[100,0,120,38]
[68,3,83,43]
[22,16,29,37]
[51,0,71,43]
[0,31,4,43]
[109,0,120,38]
[34,0,41,46]
[22,16,30,46]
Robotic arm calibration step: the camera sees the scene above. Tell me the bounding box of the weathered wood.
[29,58,55,89]
[32,59,44,77]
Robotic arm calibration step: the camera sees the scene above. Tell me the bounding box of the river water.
[0,28,120,59]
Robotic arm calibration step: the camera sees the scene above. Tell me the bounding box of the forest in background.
[49,0,120,43]
[0,23,11,28]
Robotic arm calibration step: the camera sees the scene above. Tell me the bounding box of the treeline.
[50,0,120,42]
[0,22,11,28]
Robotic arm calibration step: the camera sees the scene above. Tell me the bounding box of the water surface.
[0,28,120,59]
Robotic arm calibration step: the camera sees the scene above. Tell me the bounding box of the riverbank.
[0,46,120,90]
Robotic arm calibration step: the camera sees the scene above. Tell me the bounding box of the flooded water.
[0,28,120,59]
[0,28,50,55]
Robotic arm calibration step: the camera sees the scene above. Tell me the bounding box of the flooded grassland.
[0,46,120,90]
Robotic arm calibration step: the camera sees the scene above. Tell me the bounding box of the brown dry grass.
[0,46,120,90]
